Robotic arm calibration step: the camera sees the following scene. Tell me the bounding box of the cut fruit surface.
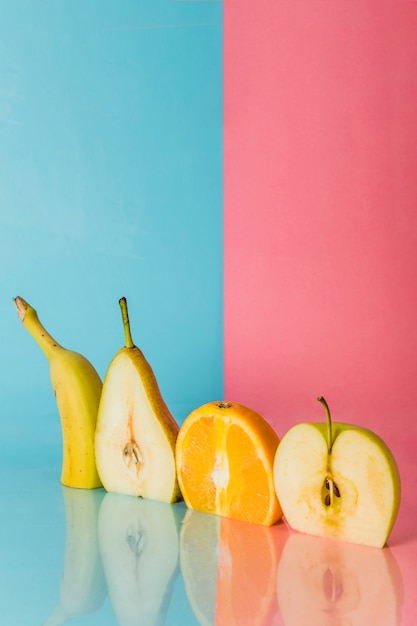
[95,352,179,502]
[273,421,401,547]
[176,401,282,526]
[94,297,180,504]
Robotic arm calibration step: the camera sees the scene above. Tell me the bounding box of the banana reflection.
[180,509,220,626]
[43,486,107,625]
[276,532,403,626]
[98,492,182,626]
[42,487,403,626]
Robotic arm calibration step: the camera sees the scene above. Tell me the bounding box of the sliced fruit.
[273,397,401,547]
[176,401,282,526]
[95,297,180,503]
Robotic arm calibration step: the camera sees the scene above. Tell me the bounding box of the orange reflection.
[276,533,403,626]
[216,518,288,626]
[180,508,220,626]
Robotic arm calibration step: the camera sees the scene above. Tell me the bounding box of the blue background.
[0,1,223,466]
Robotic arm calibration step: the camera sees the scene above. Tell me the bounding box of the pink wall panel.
[224,0,417,459]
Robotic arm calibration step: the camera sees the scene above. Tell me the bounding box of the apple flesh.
[273,397,401,548]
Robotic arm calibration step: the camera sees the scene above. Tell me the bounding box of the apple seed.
[323,476,341,507]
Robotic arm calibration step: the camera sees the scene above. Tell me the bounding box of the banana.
[14,296,103,488]
[43,487,107,626]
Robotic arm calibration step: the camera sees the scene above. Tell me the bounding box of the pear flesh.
[273,422,401,548]
[95,350,180,503]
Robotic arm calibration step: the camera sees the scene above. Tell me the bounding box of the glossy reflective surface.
[1,459,416,626]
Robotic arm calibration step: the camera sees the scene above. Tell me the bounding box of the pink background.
[224,2,417,622]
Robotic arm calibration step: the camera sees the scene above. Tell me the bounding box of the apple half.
[273,397,401,548]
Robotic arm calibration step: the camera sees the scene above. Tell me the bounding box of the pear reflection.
[98,492,182,626]
[180,509,220,626]
[43,486,107,625]
[216,517,287,626]
[276,533,403,626]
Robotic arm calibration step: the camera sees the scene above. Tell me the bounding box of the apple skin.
[273,415,401,548]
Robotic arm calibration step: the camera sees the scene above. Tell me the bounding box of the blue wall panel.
[0,1,223,461]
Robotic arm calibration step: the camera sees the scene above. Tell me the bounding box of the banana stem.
[317,396,333,455]
[119,297,135,349]
[14,296,61,361]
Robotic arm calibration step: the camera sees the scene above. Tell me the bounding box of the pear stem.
[317,396,333,455]
[119,297,135,348]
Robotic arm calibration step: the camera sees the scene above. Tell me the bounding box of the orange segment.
[176,401,283,526]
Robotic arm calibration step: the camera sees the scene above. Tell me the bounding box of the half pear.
[95,297,181,503]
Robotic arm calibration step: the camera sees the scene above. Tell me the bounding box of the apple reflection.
[43,486,107,625]
[276,532,403,626]
[98,492,182,626]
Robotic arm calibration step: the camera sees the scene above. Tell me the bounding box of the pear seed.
[132,443,143,466]
[325,494,331,507]
[123,442,135,468]
[122,441,144,468]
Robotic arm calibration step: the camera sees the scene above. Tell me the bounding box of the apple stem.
[119,297,135,349]
[317,396,333,455]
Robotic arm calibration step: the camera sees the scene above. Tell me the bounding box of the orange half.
[175,401,282,526]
